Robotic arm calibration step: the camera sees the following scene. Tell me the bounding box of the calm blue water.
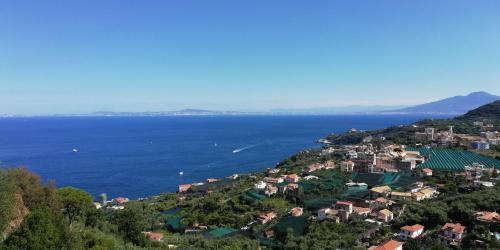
[0,115,449,199]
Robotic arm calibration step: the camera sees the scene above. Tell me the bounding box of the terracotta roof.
[475,212,500,222]
[442,223,465,234]
[287,174,299,179]
[353,206,371,214]
[422,168,433,173]
[143,232,164,241]
[401,224,424,232]
[375,197,388,203]
[336,201,353,205]
[371,240,404,250]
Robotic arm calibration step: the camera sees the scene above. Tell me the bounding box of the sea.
[0,115,451,199]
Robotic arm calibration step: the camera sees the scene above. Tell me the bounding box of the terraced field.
[410,147,500,171]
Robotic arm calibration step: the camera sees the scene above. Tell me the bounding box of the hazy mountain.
[390,91,500,115]
[91,109,255,116]
[269,105,407,115]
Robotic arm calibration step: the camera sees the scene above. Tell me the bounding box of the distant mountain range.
[388,91,500,115]
[91,109,255,116]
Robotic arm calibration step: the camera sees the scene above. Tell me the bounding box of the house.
[370,197,394,209]
[178,184,192,193]
[335,201,353,213]
[352,206,371,217]
[317,208,340,223]
[93,202,102,209]
[399,224,424,241]
[390,192,412,201]
[376,209,393,223]
[368,240,404,250]
[286,174,300,183]
[473,180,494,188]
[254,181,267,189]
[258,212,277,224]
[412,187,438,201]
[370,186,392,198]
[324,160,336,169]
[340,160,355,172]
[439,223,465,246]
[206,178,220,183]
[143,231,164,242]
[290,207,303,217]
[264,185,278,196]
[421,168,433,177]
[474,211,500,223]
[113,197,130,204]
[307,163,324,172]
[263,177,284,184]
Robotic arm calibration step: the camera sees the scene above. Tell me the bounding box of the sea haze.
[0,115,450,199]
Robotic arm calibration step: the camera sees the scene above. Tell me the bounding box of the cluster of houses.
[369,211,499,249]
[415,123,499,150]
[334,145,426,173]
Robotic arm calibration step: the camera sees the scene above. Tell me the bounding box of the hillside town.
[89,101,499,249]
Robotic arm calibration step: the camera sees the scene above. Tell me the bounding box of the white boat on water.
[72,148,78,153]
[179,171,184,175]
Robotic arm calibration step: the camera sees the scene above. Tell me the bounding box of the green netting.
[166,217,185,231]
[304,198,337,210]
[352,173,419,189]
[243,190,266,201]
[204,228,238,238]
[161,207,181,215]
[274,216,308,237]
[408,147,500,171]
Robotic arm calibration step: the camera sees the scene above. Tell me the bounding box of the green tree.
[56,187,93,227]
[111,208,147,246]
[2,206,67,250]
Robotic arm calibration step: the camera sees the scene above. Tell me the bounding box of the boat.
[72,148,78,153]
[179,171,184,175]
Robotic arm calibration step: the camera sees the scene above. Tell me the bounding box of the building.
[307,163,324,172]
[178,184,192,193]
[258,212,277,224]
[264,185,278,196]
[352,206,371,217]
[471,141,490,150]
[473,180,494,188]
[368,240,404,250]
[317,208,341,223]
[439,223,465,246]
[421,168,433,177]
[143,232,164,242]
[370,185,392,198]
[474,211,500,223]
[254,181,266,189]
[206,178,220,183]
[376,209,394,223]
[113,197,130,204]
[340,160,355,172]
[390,192,412,201]
[263,177,284,184]
[286,174,300,183]
[290,207,304,217]
[399,224,424,241]
[335,201,353,213]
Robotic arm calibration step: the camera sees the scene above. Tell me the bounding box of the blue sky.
[1,1,499,115]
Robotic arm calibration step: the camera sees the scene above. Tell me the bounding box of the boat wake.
[232,144,259,154]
